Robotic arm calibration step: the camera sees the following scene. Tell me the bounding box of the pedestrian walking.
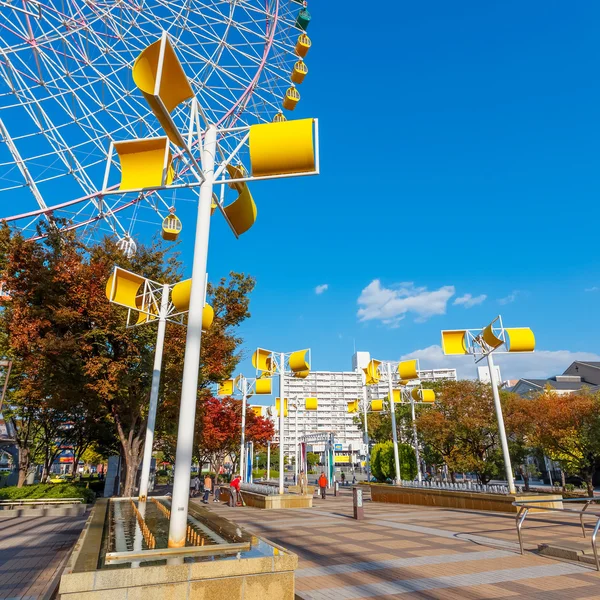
[341,472,345,486]
[229,473,241,507]
[299,469,308,495]
[193,475,201,497]
[318,471,327,499]
[202,474,212,504]
[213,476,221,502]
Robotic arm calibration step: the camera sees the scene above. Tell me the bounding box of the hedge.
[0,483,95,503]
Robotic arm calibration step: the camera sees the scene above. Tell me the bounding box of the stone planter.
[363,484,563,513]
[219,487,313,509]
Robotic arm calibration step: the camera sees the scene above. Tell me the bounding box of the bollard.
[353,487,364,520]
[334,481,339,497]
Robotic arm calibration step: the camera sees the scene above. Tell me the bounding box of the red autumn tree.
[194,396,274,481]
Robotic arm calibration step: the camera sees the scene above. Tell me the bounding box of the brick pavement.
[198,487,600,599]
[0,512,87,600]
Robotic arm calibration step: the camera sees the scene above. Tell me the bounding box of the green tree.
[370,441,416,482]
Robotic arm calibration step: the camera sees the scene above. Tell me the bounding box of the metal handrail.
[0,497,85,507]
[513,497,600,571]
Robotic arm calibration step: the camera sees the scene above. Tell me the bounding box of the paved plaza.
[0,513,87,600]
[200,488,600,600]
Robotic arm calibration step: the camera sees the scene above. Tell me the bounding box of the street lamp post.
[442,315,536,495]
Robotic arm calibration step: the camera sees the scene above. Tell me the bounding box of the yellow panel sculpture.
[251,406,263,417]
[254,378,272,395]
[365,359,381,385]
[411,388,435,403]
[218,380,234,395]
[249,119,315,178]
[483,324,504,350]
[371,399,384,412]
[387,390,401,403]
[202,304,214,331]
[132,36,194,146]
[398,359,419,381]
[171,279,192,313]
[305,397,318,411]
[105,269,145,309]
[441,330,468,355]
[223,164,257,236]
[506,328,535,352]
[275,397,288,417]
[347,400,359,413]
[289,349,310,373]
[252,348,273,374]
[114,138,173,191]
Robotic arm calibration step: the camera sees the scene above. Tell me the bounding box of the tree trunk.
[586,475,594,497]
[17,446,30,487]
[560,470,566,492]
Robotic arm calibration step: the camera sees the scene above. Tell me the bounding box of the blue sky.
[182,1,600,384]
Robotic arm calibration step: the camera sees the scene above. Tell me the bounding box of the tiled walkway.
[198,488,600,600]
[0,513,87,600]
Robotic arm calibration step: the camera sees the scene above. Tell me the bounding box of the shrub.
[371,441,417,482]
[0,483,95,503]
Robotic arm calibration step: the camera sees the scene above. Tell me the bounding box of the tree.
[515,390,600,496]
[370,441,416,482]
[416,380,502,484]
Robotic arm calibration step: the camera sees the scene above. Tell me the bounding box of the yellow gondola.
[291,60,308,84]
[272,112,287,123]
[282,87,300,111]
[162,212,182,241]
[295,33,311,58]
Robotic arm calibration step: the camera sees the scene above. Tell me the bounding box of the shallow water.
[99,498,276,569]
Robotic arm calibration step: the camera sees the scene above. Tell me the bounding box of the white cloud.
[400,345,600,381]
[357,280,455,326]
[315,284,329,295]
[585,286,598,292]
[498,290,520,305]
[453,293,487,308]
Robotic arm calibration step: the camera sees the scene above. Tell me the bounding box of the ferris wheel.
[0,0,314,252]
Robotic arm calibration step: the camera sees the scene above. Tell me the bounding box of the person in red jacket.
[229,474,241,507]
[318,472,327,499]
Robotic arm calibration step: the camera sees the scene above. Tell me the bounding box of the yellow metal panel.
[398,359,418,381]
[347,400,359,414]
[223,186,257,236]
[334,456,350,464]
[171,279,191,312]
[365,359,381,385]
[421,389,435,402]
[226,164,247,192]
[289,349,310,373]
[251,406,263,417]
[218,380,234,395]
[249,119,315,178]
[371,399,384,412]
[252,348,273,373]
[275,397,288,417]
[293,370,310,379]
[506,328,535,352]
[114,138,172,191]
[387,389,401,403]
[441,330,468,355]
[202,303,214,331]
[105,269,145,309]
[305,397,318,411]
[483,324,504,349]
[132,37,194,147]
[255,378,272,395]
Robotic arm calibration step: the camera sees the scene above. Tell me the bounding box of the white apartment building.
[271,352,457,465]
